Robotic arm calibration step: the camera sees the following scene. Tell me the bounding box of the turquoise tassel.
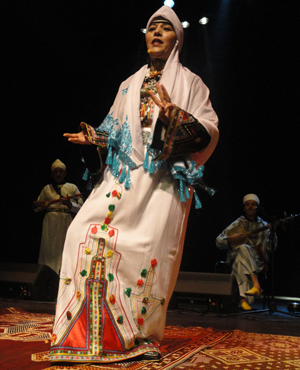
[106,146,113,165]
[119,165,126,183]
[194,190,202,209]
[82,168,88,181]
[112,152,117,169]
[143,150,149,170]
[112,157,120,177]
[125,168,131,189]
[179,180,185,203]
[149,159,155,174]
[184,183,190,200]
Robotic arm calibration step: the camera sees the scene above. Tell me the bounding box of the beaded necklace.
[140,60,165,131]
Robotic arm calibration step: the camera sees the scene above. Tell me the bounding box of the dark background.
[1,0,299,297]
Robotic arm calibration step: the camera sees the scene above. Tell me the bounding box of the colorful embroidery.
[107,184,123,200]
[51,334,57,344]
[127,260,164,330]
[98,114,136,189]
[106,250,114,258]
[109,295,116,304]
[101,224,108,231]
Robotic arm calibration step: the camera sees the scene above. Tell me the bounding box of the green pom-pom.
[141,269,147,277]
[125,288,132,297]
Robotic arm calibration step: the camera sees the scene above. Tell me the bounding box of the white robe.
[36,183,82,274]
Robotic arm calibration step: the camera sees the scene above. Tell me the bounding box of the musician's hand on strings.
[61,197,72,209]
[63,122,91,145]
[33,200,47,210]
[228,233,247,245]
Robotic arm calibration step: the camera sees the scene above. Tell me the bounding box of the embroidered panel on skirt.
[50,198,161,362]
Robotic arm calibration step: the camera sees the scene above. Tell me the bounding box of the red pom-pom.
[137,317,144,325]
[105,217,111,224]
[151,259,157,268]
[109,294,116,304]
[137,279,144,286]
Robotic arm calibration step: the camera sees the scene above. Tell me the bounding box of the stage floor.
[1,296,300,337]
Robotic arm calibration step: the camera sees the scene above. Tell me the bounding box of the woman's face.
[146,22,177,61]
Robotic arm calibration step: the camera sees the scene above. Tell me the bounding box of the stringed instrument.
[228,213,299,249]
[44,193,82,208]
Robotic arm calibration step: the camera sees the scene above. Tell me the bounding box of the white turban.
[243,193,260,206]
[51,159,66,172]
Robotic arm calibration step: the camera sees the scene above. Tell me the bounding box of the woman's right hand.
[63,123,91,145]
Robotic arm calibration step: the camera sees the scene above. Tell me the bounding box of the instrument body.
[228,214,298,249]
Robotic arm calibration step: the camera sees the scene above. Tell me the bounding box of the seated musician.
[33,159,83,274]
[216,194,277,311]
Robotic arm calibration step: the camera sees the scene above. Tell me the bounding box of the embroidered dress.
[50,6,218,364]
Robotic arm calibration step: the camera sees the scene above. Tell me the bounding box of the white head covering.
[146,5,184,53]
[51,159,66,172]
[243,193,260,206]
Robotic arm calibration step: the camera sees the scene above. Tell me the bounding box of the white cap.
[243,193,260,206]
[51,159,66,172]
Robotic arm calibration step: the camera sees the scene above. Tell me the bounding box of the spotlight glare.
[140,28,146,34]
[182,21,190,29]
[164,0,174,8]
[199,17,209,25]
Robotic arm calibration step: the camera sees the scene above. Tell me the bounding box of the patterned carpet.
[1,307,300,369]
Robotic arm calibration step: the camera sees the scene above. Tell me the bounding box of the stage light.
[140,28,146,34]
[164,0,174,8]
[182,21,190,29]
[199,17,209,25]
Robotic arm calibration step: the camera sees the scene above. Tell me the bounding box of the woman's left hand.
[148,83,175,126]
